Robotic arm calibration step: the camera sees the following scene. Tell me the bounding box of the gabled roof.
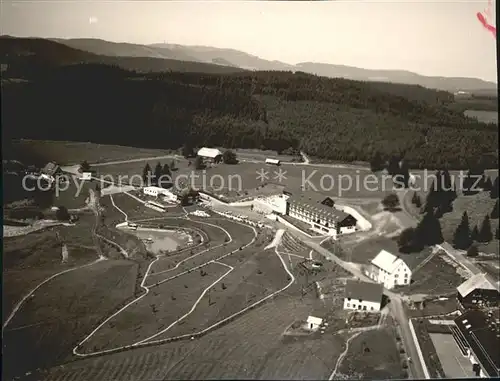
[287,195,350,222]
[197,147,222,158]
[345,280,384,303]
[454,310,500,377]
[371,250,407,273]
[306,316,323,326]
[457,273,498,298]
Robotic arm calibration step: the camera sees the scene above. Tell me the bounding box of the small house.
[79,172,92,181]
[197,147,222,163]
[344,280,384,312]
[306,316,323,331]
[366,250,411,289]
[265,158,280,166]
[456,273,499,310]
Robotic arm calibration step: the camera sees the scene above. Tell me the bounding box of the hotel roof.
[287,195,350,221]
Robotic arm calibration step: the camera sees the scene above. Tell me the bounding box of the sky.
[1,0,497,82]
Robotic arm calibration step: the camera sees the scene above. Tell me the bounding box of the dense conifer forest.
[3,60,498,169]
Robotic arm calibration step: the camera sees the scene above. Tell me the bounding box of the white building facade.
[366,250,412,289]
[343,280,383,312]
[143,186,174,199]
[197,147,223,162]
[286,196,357,238]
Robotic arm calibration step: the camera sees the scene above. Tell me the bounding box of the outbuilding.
[265,158,281,166]
[197,147,223,163]
[306,316,323,331]
[344,280,384,312]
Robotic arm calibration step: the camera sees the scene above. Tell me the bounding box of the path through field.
[72,194,304,357]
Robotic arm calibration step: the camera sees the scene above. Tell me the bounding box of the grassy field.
[409,297,459,318]
[2,229,99,324]
[337,328,406,380]
[157,248,290,340]
[3,259,138,380]
[7,139,174,166]
[79,262,228,352]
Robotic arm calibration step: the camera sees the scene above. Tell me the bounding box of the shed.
[265,158,281,165]
[306,316,323,331]
[197,147,223,161]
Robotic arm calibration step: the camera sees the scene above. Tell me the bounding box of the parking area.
[429,333,475,379]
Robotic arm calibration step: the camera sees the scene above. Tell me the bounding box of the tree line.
[398,169,499,254]
[3,63,497,170]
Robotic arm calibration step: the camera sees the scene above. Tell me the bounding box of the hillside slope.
[52,37,497,92]
[0,36,245,75]
[2,52,497,170]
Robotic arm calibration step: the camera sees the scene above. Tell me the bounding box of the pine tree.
[170,159,177,171]
[491,200,499,219]
[414,194,422,208]
[441,169,456,211]
[154,162,162,186]
[471,225,479,242]
[453,211,472,249]
[142,163,152,185]
[478,215,493,243]
[387,156,400,176]
[425,184,437,210]
[491,176,499,199]
[157,163,171,188]
[416,211,443,246]
[370,152,384,172]
[466,245,479,258]
[398,228,418,253]
[411,192,418,205]
[482,175,493,191]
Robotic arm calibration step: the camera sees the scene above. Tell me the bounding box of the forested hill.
[2,62,498,169]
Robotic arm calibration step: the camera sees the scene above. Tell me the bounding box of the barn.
[197,147,222,163]
[344,280,384,312]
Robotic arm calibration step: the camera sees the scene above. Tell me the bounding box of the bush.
[466,245,479,257]
[382,193,400,211]
[55,205,70,221]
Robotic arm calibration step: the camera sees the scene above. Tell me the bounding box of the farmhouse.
[366,250,411,289]
[265,158,280,166]
[197,147,222,163]
[284,194,357,238]
[306,316,323,331]
[344,280,384,312]
[453,309,500,377]
[456,273,500,310]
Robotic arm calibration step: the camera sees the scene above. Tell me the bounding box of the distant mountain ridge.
[52,37,497,92]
